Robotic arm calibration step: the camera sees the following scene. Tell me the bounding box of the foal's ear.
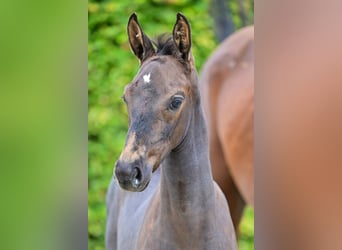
[127,13,155,63]
[173,13,192,61]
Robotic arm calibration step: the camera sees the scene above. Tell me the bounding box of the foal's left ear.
[173,13,192,61]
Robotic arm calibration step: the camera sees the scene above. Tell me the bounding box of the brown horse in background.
[199,26,254,233]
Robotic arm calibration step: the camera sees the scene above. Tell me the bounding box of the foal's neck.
[160,89,215,222]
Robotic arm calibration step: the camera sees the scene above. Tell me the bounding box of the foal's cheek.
[162,123,174,140]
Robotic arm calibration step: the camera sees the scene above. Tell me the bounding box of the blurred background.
[88,0,254,249]
[2,1,341,250]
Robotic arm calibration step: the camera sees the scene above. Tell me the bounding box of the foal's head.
[114,13,198,192]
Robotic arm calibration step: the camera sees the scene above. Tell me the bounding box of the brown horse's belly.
[217,69,254,206]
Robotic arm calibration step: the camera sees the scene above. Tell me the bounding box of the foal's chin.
[119,180,150,192]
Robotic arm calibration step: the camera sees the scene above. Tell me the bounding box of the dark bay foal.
[106,13,237,250]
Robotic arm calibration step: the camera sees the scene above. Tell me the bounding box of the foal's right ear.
[127,13,155,63]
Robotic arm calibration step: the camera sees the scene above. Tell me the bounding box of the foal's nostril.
[131,167,142,188]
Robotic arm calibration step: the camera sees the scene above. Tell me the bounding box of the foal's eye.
[169,96,184,110]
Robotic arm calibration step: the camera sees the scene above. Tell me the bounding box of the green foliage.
[228,0,254,28]
[88,1,254,249]
[239,206,255,250]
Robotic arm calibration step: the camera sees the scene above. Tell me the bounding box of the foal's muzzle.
[114,159,152,192]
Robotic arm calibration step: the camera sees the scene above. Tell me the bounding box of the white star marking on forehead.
[143,73,151,84]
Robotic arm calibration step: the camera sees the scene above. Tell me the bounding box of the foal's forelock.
[153,36,192,72]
